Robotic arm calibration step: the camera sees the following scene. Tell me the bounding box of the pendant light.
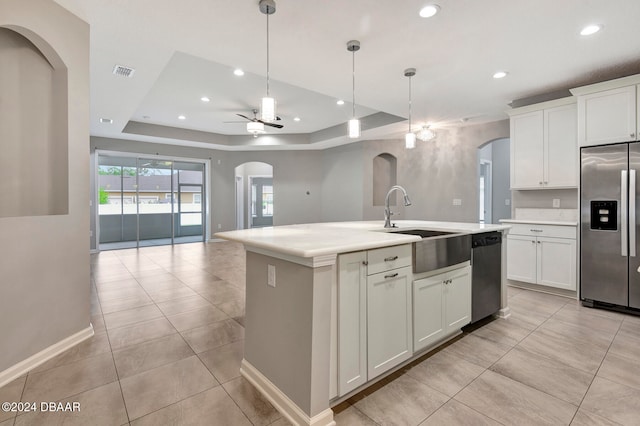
[259,0,276,122]
[347,40,361,138]
[404,68,416,149]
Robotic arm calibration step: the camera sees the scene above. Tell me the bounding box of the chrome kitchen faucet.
[384,185,412,228]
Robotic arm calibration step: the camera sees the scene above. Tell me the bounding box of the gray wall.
[90,120,510,248]
[491,138,512,223]
[0,0,89,374]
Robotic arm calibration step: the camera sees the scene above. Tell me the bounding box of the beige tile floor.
[2,241,640,425]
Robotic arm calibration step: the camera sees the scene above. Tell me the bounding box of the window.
[262,185,273,216]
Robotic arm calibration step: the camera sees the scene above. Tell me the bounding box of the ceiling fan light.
[405,132,416,149]
[261,97,276,122]
[247,121,265,137]
[348,118,360,139]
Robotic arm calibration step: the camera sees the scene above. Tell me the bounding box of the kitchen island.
[216,220,510,426]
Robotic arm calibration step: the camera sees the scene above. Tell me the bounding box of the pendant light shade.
[347,40,361,139]
[261,97,276,123]
[404,68,416,149]
[405,132,416,149]
[259,0,276,122]
[348,119,360,138]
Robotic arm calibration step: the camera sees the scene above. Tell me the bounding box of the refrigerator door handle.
[622,170,628,257]
[631,169,636,257]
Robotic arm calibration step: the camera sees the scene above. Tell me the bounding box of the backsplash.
[514,208,578,222]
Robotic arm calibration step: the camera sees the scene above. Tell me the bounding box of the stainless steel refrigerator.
[581,142,640,310]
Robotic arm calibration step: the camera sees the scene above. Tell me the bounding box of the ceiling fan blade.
[223,121,248,123]
[263,122,284,129]
[236,114,252,121]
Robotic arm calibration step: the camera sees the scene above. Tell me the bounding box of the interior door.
[250,177,273,227]
[580,144,628,305]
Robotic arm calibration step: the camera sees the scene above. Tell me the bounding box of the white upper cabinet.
[570,74,640,147]
[577,86,636,146]
[509,98,577,189]
[510,110,544,189]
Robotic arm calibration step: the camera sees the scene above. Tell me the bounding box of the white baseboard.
[497,306,511,319]
[240,359,335,426]
[0,324,94,388]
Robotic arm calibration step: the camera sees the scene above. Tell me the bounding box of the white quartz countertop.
[500,219,578,226]
[215,220,510,258]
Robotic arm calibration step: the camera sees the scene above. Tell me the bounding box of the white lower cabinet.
[336,251,367,396]
[413,265,471,353]
[367,266,413,380]
[506,223,577,291]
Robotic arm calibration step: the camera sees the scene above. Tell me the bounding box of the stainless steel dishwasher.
[471,232,502,323]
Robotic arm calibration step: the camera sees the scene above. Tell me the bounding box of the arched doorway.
[478,138,511,224]
[234,162,274,229]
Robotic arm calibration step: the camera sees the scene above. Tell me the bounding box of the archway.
[234,162,274,229]
[477,138,511,223]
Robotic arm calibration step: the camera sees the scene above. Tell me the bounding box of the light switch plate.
[553,199,560,208]
[453,198,462,206]
[267,264,276,287]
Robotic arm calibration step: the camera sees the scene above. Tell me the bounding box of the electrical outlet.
[89,230,93,237]
[453,198,462,206]
[217,224,222,229]
[267,264,276,287]
[505,199,511,206]
[553,198,560,208]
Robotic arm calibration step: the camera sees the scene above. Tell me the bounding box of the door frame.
[94,149,211,251]
[235,175,244,230]
[248,174,273,228]
[479,159,493,223]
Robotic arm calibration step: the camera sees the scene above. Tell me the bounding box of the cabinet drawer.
[367,244,411,275]
[508,223,576,239]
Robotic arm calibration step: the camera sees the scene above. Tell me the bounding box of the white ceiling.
[55,0,640,151]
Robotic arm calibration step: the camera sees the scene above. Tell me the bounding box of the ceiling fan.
[226,109,283,129]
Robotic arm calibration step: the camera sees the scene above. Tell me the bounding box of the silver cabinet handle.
[631,133,635,138]
[539,181,543,185]
[530,229,542,233]
[537,241,541,244]
[384,272,398,279]
[362,261,368,266]
[531,240,535,244]
[384,255,399,262]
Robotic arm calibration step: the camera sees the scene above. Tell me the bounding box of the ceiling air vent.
[112,65,135,78]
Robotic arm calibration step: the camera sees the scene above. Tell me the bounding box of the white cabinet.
[506,224,576,291]
[367,266,412,380]
[337,251,367,396]
[336,244,412,395]
[509,99,577,189]
[413,265,471,353]
[570,74,640,147]
[576,85,636,146]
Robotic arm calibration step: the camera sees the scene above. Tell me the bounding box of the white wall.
[491,138,512,223]
[0,0,89,375]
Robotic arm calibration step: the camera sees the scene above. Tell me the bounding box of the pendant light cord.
[266,12,270,97]
[408,75,412,132]
[352,49,356,118]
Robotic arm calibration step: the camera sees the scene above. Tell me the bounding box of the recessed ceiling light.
[419,4,440,18]
[99,118,113,124]
[178,115,186,120]
[294,117,301,122]
[580,24,601,36]
[493,71,508,79]
[201,96,210,102]
[143,115,151,120]
[233,68,245,76]
[336,99,345,105]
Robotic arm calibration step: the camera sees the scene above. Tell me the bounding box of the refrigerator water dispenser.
[590,200,617,230]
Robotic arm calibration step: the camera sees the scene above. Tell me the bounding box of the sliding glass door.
[97,154,206,250]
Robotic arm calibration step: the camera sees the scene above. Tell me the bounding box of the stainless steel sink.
[389,228,471,273]
[387,229,456,238]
